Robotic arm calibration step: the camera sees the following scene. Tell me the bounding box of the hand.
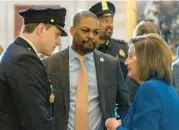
[105,118,121,130]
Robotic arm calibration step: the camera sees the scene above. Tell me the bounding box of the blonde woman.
[127,20,161,102]
[106,34,179,130]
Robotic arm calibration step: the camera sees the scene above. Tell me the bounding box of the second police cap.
[89,1,115,17]
[19,6,67,36]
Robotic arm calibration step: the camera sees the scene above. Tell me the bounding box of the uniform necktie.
[75,55,88,130]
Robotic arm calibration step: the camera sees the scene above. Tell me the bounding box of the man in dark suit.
[0,6,67,130]
[44,10,129,130]
[89,1,128,80]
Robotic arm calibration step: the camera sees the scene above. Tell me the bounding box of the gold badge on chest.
[49,92,55,103]
[48,78,55,104]
[119,49,125,57]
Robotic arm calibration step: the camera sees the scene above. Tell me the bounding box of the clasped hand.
[105,118,122,130]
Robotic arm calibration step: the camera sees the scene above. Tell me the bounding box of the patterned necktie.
[75,55,88,130]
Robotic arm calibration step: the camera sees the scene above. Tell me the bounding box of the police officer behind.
[89,1,128,80]
[0,6,67,130]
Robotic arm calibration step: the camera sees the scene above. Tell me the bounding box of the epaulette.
[111,38,127,44]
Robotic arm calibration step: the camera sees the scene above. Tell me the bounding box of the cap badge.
[119,49,125,57]
[101,0,109,11]
[50,19,54,23]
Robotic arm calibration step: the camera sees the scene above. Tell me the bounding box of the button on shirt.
[67,47,102,130]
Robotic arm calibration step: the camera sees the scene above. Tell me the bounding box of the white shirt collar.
[19,36,38,55]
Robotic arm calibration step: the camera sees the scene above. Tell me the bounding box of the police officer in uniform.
[0,6,67,130]
[89,1,128,80]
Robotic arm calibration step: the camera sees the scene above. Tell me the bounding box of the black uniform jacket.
[0,37,54,130]
[96,38,128,80]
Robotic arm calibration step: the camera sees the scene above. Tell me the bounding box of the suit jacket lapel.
[57,47,70,116]
[94,49,106,117]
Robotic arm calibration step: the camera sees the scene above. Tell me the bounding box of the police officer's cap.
[19,6,67,36]
[89,1,115,17]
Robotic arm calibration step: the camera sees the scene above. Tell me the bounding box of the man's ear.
[36,23,46,35]
[70,26,75,36]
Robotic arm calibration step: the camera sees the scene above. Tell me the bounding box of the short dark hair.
[73,10,98,26]
[22,23,53,33]
[129,34,172,84]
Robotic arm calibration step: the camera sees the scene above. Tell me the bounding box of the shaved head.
[73,10,98,26]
